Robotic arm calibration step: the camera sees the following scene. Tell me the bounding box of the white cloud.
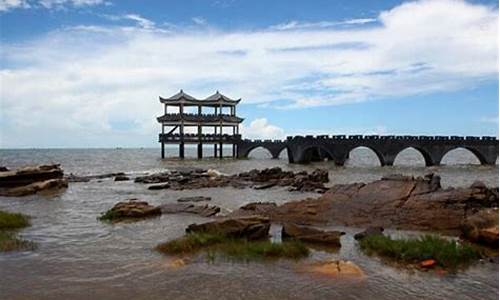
[102,14,155,29]
[0,0,106,11]
[0,0,29,11]
[269,18,377,30]
[192,17,207,26]
[240,118,285,140]
[480,116,499,123]
[0,0,498,147]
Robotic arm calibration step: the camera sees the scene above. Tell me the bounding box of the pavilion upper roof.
[159,90,241,107]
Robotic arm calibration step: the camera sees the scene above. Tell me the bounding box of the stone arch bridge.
[235,135,498,166]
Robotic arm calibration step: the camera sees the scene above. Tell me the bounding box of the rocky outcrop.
[134,167,329,192]
[99,200,161,221]
[282,223,344,246]
[186,216,271,240]
[114,175,130,181]
[228,174,498,234]
[66,172,126,183]
[159,203,220,217]
[0,164,67,197]
[354,227,384,240]
[462,208,498,247]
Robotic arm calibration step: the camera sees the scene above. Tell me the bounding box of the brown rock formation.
[159,203,220,217]
[186,216,271,240]
[100,200,161,221]
[228,174,498,234]
[282,223,344,246]
[0,164,67,197]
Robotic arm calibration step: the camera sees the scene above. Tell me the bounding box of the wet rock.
[0,179,68,197]
[227,174,498,233]
[303,260,365,278]
[148,183,170,190]
[0,164,67,196]
[134,172,171,184]
[462,208,499,247]
[100,199,161,221]
[114,175,130,181]
[354,227,384,240]
[177,196,211,203]
[227,202,278,218]
[253,181,277,190]
[282,223,344,246]
[186,216,271,240]
[159,203,220,217]
[66,172,126,183]
[0,164,64,188]
[134,167,329,192]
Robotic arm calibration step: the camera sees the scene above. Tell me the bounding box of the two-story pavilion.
[157,90,243,159]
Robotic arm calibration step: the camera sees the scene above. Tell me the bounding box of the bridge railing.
[281,135,497,142]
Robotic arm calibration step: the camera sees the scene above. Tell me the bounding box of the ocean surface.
[0,147,498,300]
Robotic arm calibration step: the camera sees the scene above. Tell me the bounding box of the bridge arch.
[440,146,485,165]
[244,145,274,159]
[297,145,334,163]
[346,146,385,166]
[393,146,433,166]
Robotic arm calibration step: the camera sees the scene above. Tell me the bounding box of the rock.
[310,169,329,183]
[100,199,161,221]
[66,172,126,182]
[206,169,223,177]
[354,227,384,240]
[0,167,9,172]
[471,181,487,189]
[134,168,328,192]
[286,174,496,231]
[0,179,68,197]
[420,259,437,268]
[186,216,271,240]
[114,175,130,181]
[159,203,220,217]
[462,208,499,247]
[303,260,365,278]
[168,258,186,269]
[0,164,68,197]
[225,174,498,234]
[177,196,211,202]
[227,202,278,218]
[148,183,170,190]
[253,181,277,190]
[282,223,344,246]
[0,164,64,188]
[134,172,171,184]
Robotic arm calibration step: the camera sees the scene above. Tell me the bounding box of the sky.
[0,0,498,148]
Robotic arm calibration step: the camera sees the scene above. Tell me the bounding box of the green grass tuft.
[0,231,36,252]
[156,232,309,260]
[0,210,35,252]
[98,209,121,222]
[0,210,30,229]
[359,234,481,269]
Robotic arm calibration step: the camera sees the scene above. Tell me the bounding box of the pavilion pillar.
[214,107,218,158]
[179,104,185,159]
[232,125,236,158]
[219,104,223,159]
[161,124,165,158]
[197,105,202,159]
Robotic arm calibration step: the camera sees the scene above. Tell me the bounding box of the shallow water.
[0,148,498,300]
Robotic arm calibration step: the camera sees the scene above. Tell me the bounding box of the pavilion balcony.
[157,113,243,124]
[159,133,242,143]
